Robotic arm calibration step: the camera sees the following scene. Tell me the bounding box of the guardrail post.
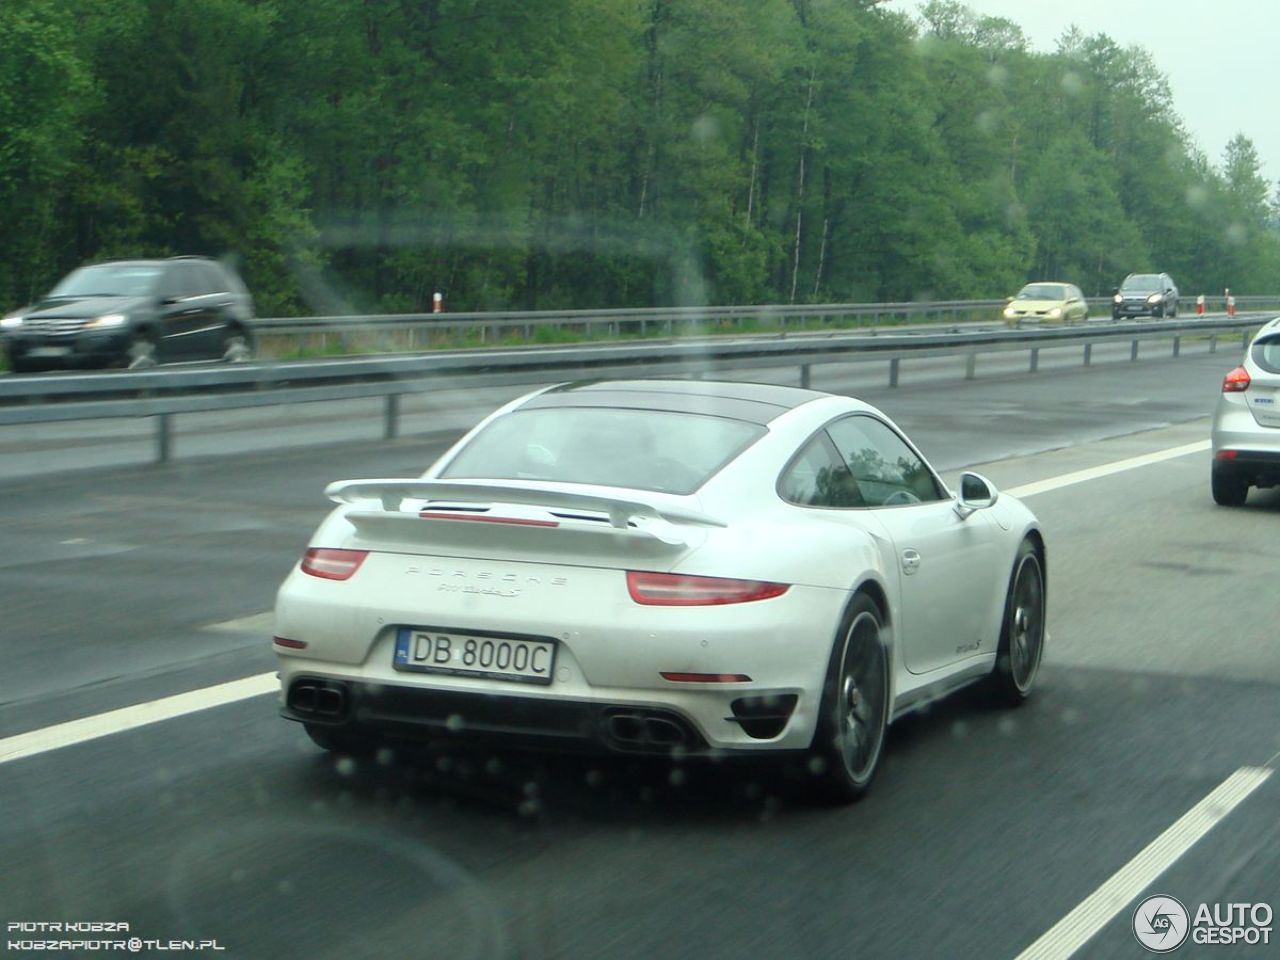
[965,352,976,380]
[800,364,811,389]
[1130,340,1139,362]
[1172,336,1181,357]
[1083,343,1092,366]
[1029,348,1039,373]
[384,394,400,440]
[1210,335,1217,354]
[889,357,900,387]
[155,414,172,463]
[1243,330,1250,349]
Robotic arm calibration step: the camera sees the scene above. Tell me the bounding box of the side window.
[825,416,945,507]
[157,266,185,301]
[198,262,227,294]
[180,262,210,297]
[778,433,865,508]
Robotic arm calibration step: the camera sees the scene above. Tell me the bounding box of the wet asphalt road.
[1,348,1277,960]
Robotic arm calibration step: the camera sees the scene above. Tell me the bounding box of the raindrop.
[445,713,465,732]
[1185,184,1209,209]
[1225,223,1247,245]
[987,64,1008,87]
[950,720,970,740]
[436,754,454,773]
[523,781,539,798]
[485,757,503,776]
[807,756,827,775]
[518,799,541,818]
[375,747,395,766]
[231,869,246,883]
[691,114,720,144]
[276,879,295,895]
[1060,708,1080,725]
[335,756,356,777]
[585,769,604,788]
[1060,71,1084,96]
[997,716,1018,736]
[669,768,687,787]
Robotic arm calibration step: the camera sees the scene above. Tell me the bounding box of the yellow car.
[1002,282,1088,326]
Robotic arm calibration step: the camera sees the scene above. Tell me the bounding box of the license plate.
[27,346,72,358]
[393,628,556,685]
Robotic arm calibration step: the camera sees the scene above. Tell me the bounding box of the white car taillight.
[626,571,789,606]
[1222,366,1251,393]
[300,548,368,581]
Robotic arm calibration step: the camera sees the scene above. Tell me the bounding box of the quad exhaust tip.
[288,680,350,720]
[605,711,691,749]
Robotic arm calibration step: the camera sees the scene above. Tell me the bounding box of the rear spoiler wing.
[324,479,727,530]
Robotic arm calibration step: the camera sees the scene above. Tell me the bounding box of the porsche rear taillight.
[1223,366,1251,392]
[626,571,789,606]
[300,548,368,581]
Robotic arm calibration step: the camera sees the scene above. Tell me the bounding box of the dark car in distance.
[1,257,255,372]
[1112,272,1179,320]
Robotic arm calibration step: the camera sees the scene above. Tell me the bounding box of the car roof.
[522,379,830,425]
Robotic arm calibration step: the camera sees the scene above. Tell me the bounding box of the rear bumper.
[1211,450,1280,485]
[281,676,732,756]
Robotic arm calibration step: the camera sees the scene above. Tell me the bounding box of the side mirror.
[955,472,998,520]
[1005,295,1014,302]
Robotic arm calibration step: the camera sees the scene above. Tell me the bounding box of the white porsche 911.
[273,379,1046,802]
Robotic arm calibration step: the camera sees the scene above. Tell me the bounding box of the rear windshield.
[440,407,765,495]
[1121,275,1162,292]
[1252,335,1280,374]
[1017,284,1066,300]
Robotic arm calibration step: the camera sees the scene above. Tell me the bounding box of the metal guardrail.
[1,312,1272,463]
[247,295,1280,341]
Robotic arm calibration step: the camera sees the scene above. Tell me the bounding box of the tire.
[1155,304,1165,319]
[220,324,253,362]
[1211,467,1248,507]
[987,540,1046,706]
[125,332,157,369]
[808,593,890,804]
[1168,302,1177,318]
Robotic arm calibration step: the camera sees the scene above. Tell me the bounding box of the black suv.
[2,257,255,372]
[1112,272,1179,320]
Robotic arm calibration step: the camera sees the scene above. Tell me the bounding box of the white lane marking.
[0,436,1223,765]
[203,610,275,634]
[0,672,277,766]
[1006,440,1210,499]
[1014,765,1273,960]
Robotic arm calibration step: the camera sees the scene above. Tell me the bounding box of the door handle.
[901,549,921,576]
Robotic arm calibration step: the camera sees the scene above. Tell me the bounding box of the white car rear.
[274,380,1046,801]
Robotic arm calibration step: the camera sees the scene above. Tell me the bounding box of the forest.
[3,0,1278,316]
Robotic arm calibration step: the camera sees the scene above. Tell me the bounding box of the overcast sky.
[884,0,1278,182]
